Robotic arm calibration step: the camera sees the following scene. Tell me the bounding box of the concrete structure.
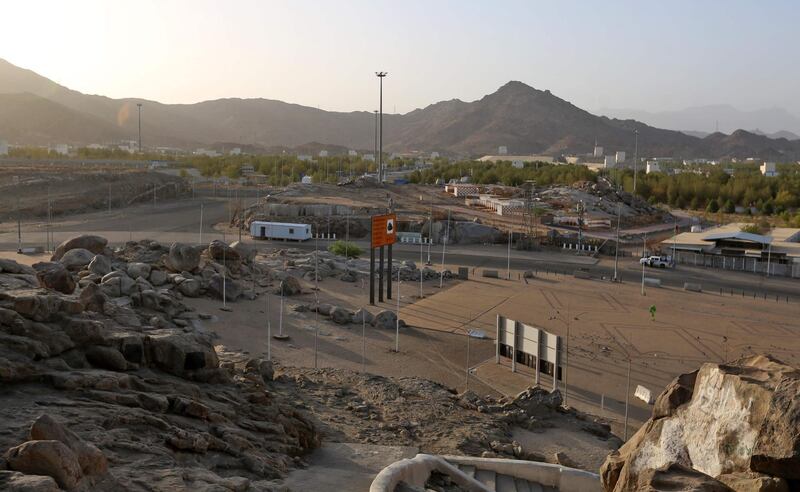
[0,139,8,156]
[511,160,524,169]
[240,164,255,175]
[194,148,220,157]
[760,161,778,177]
[370,453,600,491]
[496,315,563,387]
[229,147,242,156]
[476,194,525,216]
[498,145,508,155]
[297,155,312,162]
[348,150,358,157]
[603,155,617,169]
[301,175,313,184]
[593,145,603,158]
[615,151,626,163]
[663,223,800,277]
[364,154,375,162]
[478,155,554,164]
[430,151,440,159]
[54,144,69,155]
[250,221,312,241]
[319,150,329,158]
[444,184,480,198]
[646,161,661,174]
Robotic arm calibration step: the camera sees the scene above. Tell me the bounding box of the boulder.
[245,358,274,382]
[0,471,60,492]
[717,472,789,492]
[165,242,201,272]
[100,275,135,297]
[11,292,78,322]
[87,255,111,276]
[0,259,37,275]
[372,310,397,330]
[51,235,108,261]
[340,270,357,282]
[273,276,302,296]
[29,414,108,477]
[147,330,219,377]
[601,355,800,492]
[402,260,417,270]
[177,278,201,297]
[79,283,106,313]
[32,262,75,294]
[352,308,374,325]
[330,306,352,325]
[59,248,94,271]
[3,440,83,489]
[208,240,240,266]
[85,346,128,372]
[149,269,167,286]
[207,274,242,301]
[127,262,151,280]
[230,240,255,264]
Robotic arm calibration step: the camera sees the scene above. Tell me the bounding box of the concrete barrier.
[573,270,591,279]
[684,282,702,292]
[643,277,661,287]
[482,269,499,278]
[458,267,469,280]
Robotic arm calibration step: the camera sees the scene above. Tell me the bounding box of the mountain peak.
[495,80,537,94]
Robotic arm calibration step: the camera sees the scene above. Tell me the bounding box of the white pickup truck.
[639,255,673,268]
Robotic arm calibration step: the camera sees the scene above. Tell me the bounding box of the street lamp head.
[376,72,387,77]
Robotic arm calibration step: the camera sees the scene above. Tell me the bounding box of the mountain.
[597,104,800,138]
[2,58,800,160]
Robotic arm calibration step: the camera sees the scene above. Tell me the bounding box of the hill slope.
[1,58,799,159]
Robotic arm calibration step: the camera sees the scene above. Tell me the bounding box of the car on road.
[639,255,673,268]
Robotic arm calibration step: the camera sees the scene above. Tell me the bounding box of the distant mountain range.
[597,105,800,140]
[1,58,799,160]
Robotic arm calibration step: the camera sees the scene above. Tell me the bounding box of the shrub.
[328,240,363,258]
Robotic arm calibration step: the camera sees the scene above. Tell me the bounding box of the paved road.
[2,196,797,299]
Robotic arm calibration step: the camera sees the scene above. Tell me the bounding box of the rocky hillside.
[601,355,800,491]
[3,58,800,159]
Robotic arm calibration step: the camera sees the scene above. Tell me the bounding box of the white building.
[195,148,220,157]
[240,164,255,175]
[604,155,617,168]
[348,150,358,157]
[297,155,312,162]
[301,175,313,184]
[646,161,662,174]
[498,146,508,155]
[318,150,329,158]
[593,145,604,158]
[760,162,778,177]
[0,140,8,156]
[478,155,554,164]
[430,151,440,159]
[615,151,626,163]
[229,147,242,156]
[54,144,69,155]
[363,154,375,162]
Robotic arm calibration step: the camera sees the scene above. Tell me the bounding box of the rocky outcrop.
[59,248,95,271]
[32,262,76,295]
[601,356,799,492]
[274,276,302,296]
[51,235,108,261]
[164,242,201,272]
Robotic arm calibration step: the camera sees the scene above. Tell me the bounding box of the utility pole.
[376,72,387,182]
[624,356,632,440]
[440,209,450,288]
[199,202,204,245]
[641,232,647,296]
[394,268,401,352]
[373,110,378,175]
[137,103,143,153]
[507,228,512,279]
[633,129,639,194]
[614,202,621,281]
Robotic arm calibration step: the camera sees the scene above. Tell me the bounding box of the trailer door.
[260,226,266,238]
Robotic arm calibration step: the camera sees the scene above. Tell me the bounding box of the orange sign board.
[371,214,397,248]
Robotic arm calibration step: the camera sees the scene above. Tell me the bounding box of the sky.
[2,0,798,115]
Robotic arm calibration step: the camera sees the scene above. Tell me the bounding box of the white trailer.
[250,221,311,241]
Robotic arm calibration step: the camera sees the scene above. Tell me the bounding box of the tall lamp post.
[137,103,143,153]
[375,72,387,182]
[373,110,378,174]
[633,129,639,193]
[549,307,584,407]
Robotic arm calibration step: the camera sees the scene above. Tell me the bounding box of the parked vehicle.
[639,255,673,268]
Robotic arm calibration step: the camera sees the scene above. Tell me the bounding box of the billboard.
[371,213,397,248]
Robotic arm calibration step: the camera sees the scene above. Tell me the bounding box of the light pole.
[550,307,583,407]
[633,129,639,194]
[394,267,401,353]
[440,209,450,288]
[376,72,387,182]
[624,356,632,440]
[614,202,621,281]
[373,110,378,175]
[137,103,143,153]
[641,232,647,296]
[507,228,512,279]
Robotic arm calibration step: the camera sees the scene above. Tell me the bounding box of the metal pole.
[16,196,21,253]
[199,203,204,245]
[222,247,227,309]
[314,236,319,368]
[624,356,632,440]
[108,184,112,213]
[419,239,423,298]
[440,209,450,288]
[564,305,570,407]
[362,311,367,372]
[465,330,471,390]
[376,72,387,182]
[633,130,639,193]
[137,103,142,152]
[641,233,646,296]
[374,110,378,174]
[427,208,432,264]
[614,202,621,281]
[266,289,272,361]
[395,268,400,352]
[279,281,285,337]
[379,246,384,302]
[766,243,771,277]
[153,183,156,207]
[507,228,512,279]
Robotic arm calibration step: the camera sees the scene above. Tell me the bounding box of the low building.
[646,161,661,174]
[195,148,220,157]
[348,150,358,157]
[297,155,312,162]
[498,145,508,155]
[54,144,69,155]
[593,145,603,158]
[363,154,375,162]
[604,155,617,168]
[477,155,554,164]
[615,151,626,163]
[662,223,800,277]
[318,150,329,158]
[0,139,8,156]
[229,147,242,156]
[761,162,778,177]
[240,164,255,175]
[430,151,440,159]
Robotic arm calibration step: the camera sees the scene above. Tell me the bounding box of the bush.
[328,240,363,258]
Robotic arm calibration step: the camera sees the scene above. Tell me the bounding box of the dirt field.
[0,163,187,221]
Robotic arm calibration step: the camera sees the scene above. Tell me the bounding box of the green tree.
[722,199,735,213]
[706,198,719,213]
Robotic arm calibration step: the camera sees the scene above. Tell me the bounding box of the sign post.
[369,213,397,305]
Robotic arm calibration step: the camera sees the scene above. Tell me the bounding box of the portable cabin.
[249,221,312,241]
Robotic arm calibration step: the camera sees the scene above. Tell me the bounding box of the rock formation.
[601,355,799,491]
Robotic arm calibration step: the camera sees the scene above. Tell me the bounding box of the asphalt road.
[3,195,798,299]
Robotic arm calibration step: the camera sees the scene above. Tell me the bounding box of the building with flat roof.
[760,162,778,177]
[477,155,554,164]
[662,223,800,277]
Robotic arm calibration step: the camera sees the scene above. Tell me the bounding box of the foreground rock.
[32,262,76,294]
[52,235,108,261]
[601,355,799,491]
[164,242,201,272]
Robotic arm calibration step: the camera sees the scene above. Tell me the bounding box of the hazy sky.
[2,0,798,114]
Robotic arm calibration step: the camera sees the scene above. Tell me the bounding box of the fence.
[673,251,800,278]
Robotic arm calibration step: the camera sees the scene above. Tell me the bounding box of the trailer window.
[289,228,294,234]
